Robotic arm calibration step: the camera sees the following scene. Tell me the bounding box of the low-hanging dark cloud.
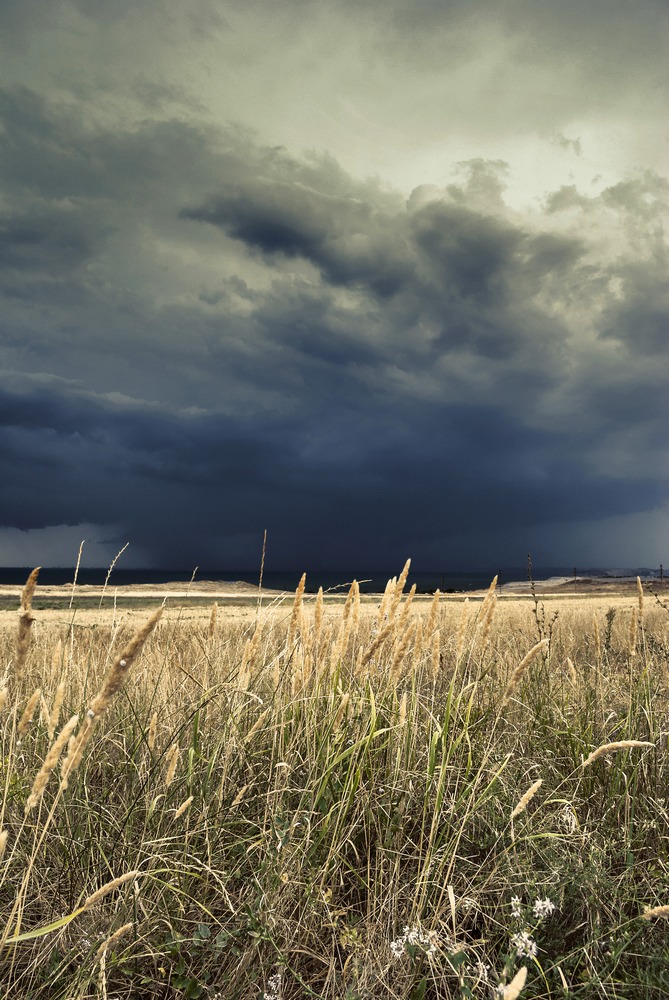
[0,2,667,571]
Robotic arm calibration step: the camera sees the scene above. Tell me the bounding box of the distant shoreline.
[0,573,666,610]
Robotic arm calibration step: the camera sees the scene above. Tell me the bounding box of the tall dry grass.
[0,567,667,998]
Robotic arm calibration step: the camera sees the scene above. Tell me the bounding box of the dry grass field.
[1,565,668,999]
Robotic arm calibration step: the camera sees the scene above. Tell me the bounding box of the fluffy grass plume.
[582,739,654,768]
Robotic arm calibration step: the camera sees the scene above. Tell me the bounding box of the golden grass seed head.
[20,567,41,612]
[60,716,98,789]
[502,965,528,999]
[641,904,669,919]
[582,740,654,768]
[286,573,306,653]
[363,617,396,666]
[208,602,218,640]
[480,592,497,647]
[84,871,141,910]
[430,629,441,679]
[389,620,416,681]
[501,640,549,706]
[230,783,249,809]
[398,691,408,727]
[147,711,158,752]
[511,778,542,819]
[174,795,194,820]
[637,576,644,617]
[332,691,350,730]
[96,921,134,958]
[376,577,395,627]
[17,688,42,737]
[397,582,416,632]
[48,680,66,740]
[426,589,441,637]
[628,608,638,656]
[244,707,270,743]
[0,688,8,717]
[0,829,8,861]
[388,560,412,619]
[314,587,324,642]
[455,598,469,662]
[164,743,180,788]
[88,607,163,719]
[26,713,80,813]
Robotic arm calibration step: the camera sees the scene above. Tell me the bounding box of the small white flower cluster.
[263,971,282,1000]
[532,897,556,919]
[510,930,538,958]
[466,958,491,982]
[510,894,556,920]
[390,925,438,960]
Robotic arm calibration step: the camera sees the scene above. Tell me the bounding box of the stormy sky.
[0,0,667,571]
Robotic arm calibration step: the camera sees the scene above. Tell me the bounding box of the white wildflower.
[510,896,522,918]
[510,930,538,958]
[389,924,438,959]
[532,897,556,919]
[264,971,282,1000]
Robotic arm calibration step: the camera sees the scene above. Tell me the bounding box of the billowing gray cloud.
[0,1,666,570]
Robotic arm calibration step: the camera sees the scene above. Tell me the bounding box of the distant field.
[1,566,668,998]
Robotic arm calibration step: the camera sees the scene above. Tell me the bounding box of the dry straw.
[0,830,8,862]
[582,740,654,768]
[501,640,549,706]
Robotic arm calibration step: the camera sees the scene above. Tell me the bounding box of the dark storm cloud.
[0,74,666,566]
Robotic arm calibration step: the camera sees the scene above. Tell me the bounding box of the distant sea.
[0,565,647,594]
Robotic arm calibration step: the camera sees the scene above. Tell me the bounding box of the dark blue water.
[0,565,589,593]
